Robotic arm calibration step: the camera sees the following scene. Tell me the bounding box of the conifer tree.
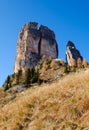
[24,68,31,85]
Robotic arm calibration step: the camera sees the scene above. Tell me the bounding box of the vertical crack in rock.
[38,34,42,56]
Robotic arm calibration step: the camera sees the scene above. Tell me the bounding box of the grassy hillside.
[0,68,89,130]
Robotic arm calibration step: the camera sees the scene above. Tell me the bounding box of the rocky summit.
[66,41,83,66]
[14,22,58,73]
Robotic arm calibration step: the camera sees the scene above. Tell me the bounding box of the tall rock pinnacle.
[66,41,83,66]
[14,22,58,73]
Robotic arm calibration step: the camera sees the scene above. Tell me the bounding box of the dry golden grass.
[0,69,89,129]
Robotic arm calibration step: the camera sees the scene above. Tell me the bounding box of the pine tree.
[31,68,39,83]
[15,69,22,84]
[6,75,10,84]
[24,68,31,85]
[3,75,12,91]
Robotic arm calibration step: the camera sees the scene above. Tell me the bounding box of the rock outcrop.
[66,41,83,66]
[14,22,58,73]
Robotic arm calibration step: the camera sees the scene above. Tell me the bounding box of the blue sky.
[0,0,89,86]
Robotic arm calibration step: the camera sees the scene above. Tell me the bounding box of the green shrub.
[64,66,70,73]
[31,76,38,83]
[37,78,42,85]
[72,67,76,72]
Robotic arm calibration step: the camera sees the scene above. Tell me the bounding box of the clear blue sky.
[0,0,89,86]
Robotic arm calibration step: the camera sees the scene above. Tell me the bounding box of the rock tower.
[66,41,83,66]
[14,22,58,73]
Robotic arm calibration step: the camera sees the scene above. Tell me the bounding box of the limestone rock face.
[66,41,83,66]
[14,22,58,73]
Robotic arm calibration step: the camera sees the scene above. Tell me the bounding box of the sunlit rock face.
[66,41,83,66]
[14,22,58,73]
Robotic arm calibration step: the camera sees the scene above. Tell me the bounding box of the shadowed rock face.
[66,41,83,66]
[14,22,58,73]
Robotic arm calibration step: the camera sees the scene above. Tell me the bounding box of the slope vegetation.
[0,69,89,130]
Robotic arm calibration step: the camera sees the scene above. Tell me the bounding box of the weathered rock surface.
[66,41,83,66]
[11,84,28,93]
[14,22,58,73]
